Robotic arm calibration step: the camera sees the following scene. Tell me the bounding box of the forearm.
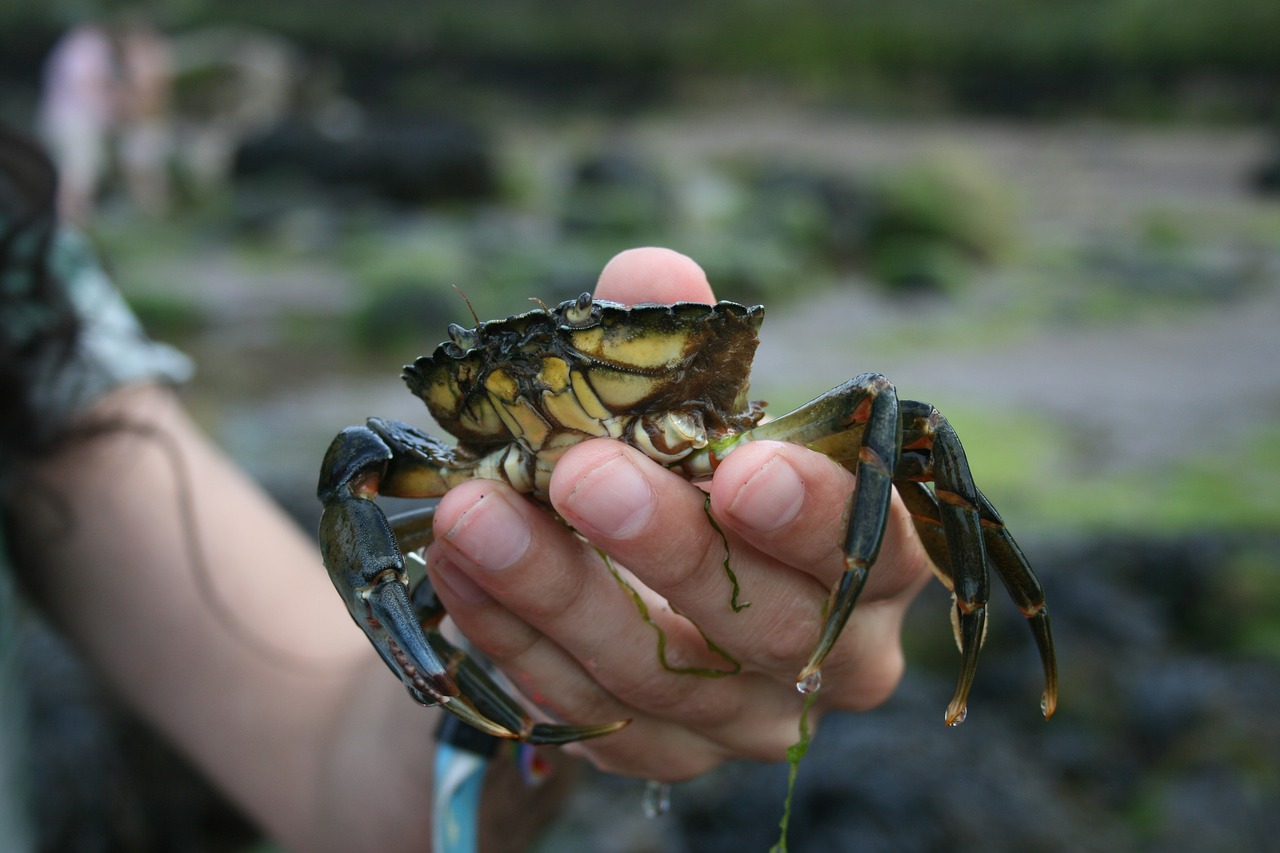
[5,384,565,851]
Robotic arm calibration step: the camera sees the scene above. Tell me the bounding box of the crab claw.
[328,515,628,743]
[319,424,629,745]
[424,627,630,745]
[317,425,464,705]
[362,576,460,704]
[318,483,458,704]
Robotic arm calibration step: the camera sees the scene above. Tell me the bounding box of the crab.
[317,292,1058,745]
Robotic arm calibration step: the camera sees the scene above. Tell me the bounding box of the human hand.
[426,247,933,780]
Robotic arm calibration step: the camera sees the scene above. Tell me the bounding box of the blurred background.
[3,0,1279,850]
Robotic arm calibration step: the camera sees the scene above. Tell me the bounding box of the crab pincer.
[317,421,628,744]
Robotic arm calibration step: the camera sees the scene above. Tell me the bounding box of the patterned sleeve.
[19,227,193,427]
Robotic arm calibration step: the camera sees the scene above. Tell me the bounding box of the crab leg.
[900,482,1058,719]
[895,479,954,582]
[921,411,992,724]
[318,423,626,743]
[723,374,904,690]
[971,493,1058,718]
[710,378,1054,721]
[897,402,1058,720]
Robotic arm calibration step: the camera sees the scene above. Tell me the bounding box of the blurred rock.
[560,148,670,238]
[1250,140,1280,196]
[562,533,1280,852]
[234,118,496,205]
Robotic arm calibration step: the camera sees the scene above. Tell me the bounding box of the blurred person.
[36,22,117,226]
[114,14,175,217]
[36,15,176,225]
[169,26,301,198]
[0,125,930,851]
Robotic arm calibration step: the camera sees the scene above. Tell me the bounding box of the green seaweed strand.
[597,546,741,677]
[770,690,820,853]
[702,494,750,612]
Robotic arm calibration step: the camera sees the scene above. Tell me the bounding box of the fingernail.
[430,556,493,606]
[443,492,531,571]
[564,454,654,539]
[726,455,804,532]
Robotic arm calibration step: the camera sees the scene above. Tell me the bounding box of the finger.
[432,479,727,674]
[549,438,841,682]
[711,440,933,606]
[711,440,933,699]
[551,438,929,707]
[429,478,803,762]
[428,553,727,780]
[595,247,715,304]
[435,550,802,778]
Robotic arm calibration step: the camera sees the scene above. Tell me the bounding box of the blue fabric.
[432,741,488,853]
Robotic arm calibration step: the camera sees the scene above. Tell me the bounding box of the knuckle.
[663,528,734,596]
[736,717,808,763]
[601,656,693,717]
[462,613,543,665]
[749,599,826,675]
[826,626,906,712]
[843,644,906,711]
[588,739,722,782]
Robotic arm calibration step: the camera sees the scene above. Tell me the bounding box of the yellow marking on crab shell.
[571,321,694,370]
[424,375,461,418]
[487,393,525,438]
[484,369,520,402]
[632,422,671,463]
[538,356,571,391]
[533,468,551,497]
[474,446,533,492]
[543,390,609,436]
[602,415,629,439]
[474,450,502,481]
[508,399,551,449]
[568,322,696,368]
[482,368,552,445]
[667,411,708,447]
[485,393,552,450]
[587,367,662,409]
[597,329,692,370]
[381,465,453,498]
[568,326,605,357]
[569,369,612,421]
[458,396,506,437]
[538,357,608,435]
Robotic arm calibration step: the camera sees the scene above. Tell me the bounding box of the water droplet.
[796,670,823,695]
[946,705,968,727]
[642,780,671,819]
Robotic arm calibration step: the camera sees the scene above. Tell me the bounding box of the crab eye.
[563,292,595,326]
[448,323,477,350]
